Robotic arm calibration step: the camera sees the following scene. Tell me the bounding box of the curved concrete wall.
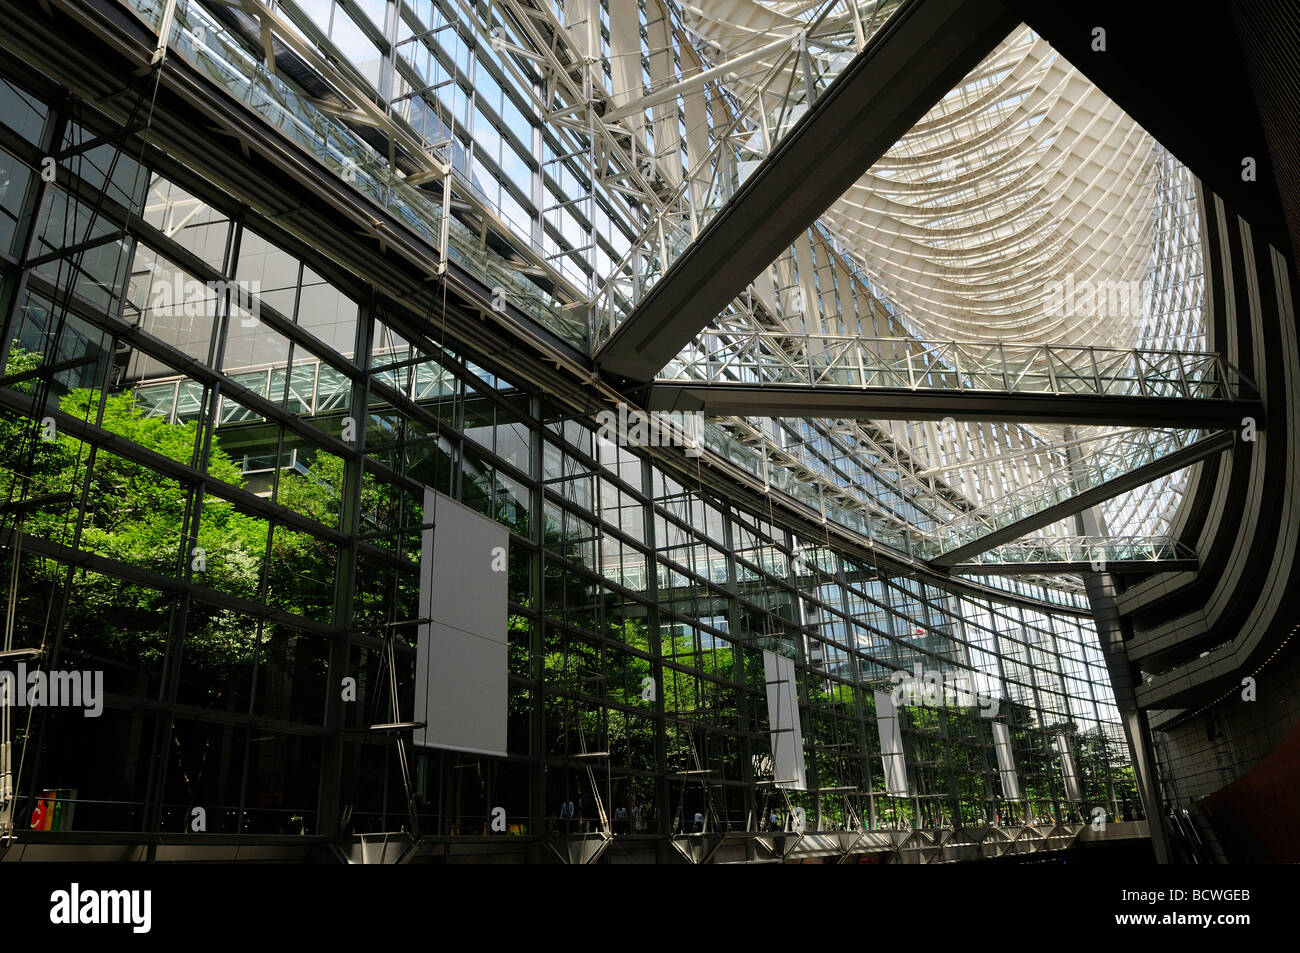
[1119,188,1300,712]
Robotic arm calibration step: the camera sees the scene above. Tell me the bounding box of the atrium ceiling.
[174,0,1234,592]
[586,0,1215,579]
[670,5,1200,350]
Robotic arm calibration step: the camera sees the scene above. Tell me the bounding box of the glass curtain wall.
[0,61,1135,838]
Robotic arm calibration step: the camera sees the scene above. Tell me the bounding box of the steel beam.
[930,430,1236,569]
[593,0,1019,382]
[946,535,1197,575]
[644,382,1261,429]
[951,559,1198,575]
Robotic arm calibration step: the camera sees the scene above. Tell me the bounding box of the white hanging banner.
[992,721,1022,801]
[762,650,807,791]
[874,690,910,796]
[1055,733,1083,802]
[413,489,509,758]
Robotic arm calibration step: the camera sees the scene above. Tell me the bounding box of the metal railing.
[919,429,1220,558]
[660,333,1250,402]
[951,536,1196,568]
[590,0,902,346]
[123,0,588,348]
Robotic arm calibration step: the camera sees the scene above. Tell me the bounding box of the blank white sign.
[413,489,509,758]
[992,721,1022,801]
[1055,733,1082,802]
[874,690,910,796]
[762,650,807,791]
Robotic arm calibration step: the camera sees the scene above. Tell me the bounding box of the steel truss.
[589,0,902,346]
[949,536,1198,575]
[929,430,1234,567]
[132,0,1224,589]
[652,333,1257,427]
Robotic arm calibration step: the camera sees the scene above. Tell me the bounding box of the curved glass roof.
[664,5,1208,575]
[223,0,1214,592]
